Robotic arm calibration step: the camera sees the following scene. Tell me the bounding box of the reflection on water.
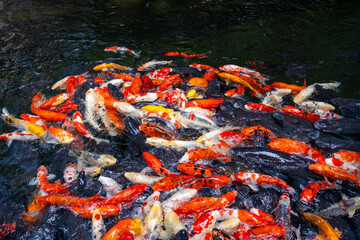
[0,0,359,238]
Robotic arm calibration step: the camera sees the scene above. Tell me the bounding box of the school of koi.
[0,46,359,240]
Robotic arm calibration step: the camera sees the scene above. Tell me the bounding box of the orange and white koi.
[92,209,105,240]
[84,88,103,131]
[325,157,359,174]
[218,130,249,148]
[273,193,293,239]
[179,148,232,164]
[158,74,182,92]
[233,172,295,194]
[37,165,69,195]
[303,212,341,240]
[189,64,219,73]
[164,88,188,108]
[124,172,162,185]
[20,113,47,129]
[294,82,341,104]
[217,209,266,227]
[146,137,205,151]
[333,150,360,166]
[309,163,360,186]
[165,52,206,58]
[269,138,325,163]
[315,109,343,120]
[219,64,267,81]
[245,103,277,112]
[182,107,216,118]
[224,87,245,98]
[152,174,194,191]
[39,93,69,110]
[104,97,144,119]
[46,127,74,144]
[2,108,46,137]
[282,106,321,122]
[142,152,174,176]
[138,60,173,71]
[300,181,337,204]
[268,80,306,94]
[177,163,219,177]
[98,176,122,198]
[250,208,275,225]
[104,46,141,57]
[189,211,217,240]
[93,63,132,71]
[139,123,176,140]
[63,164,78,185]
[313,196,360,218]
[141,201,163,240]
[51,73,88,90]
[185,175,232,189]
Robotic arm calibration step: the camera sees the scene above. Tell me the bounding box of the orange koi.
[303,212,341,240]
[189,64,220,74]
[218,130,249,147]
[268,80,306,94]
[93,63,131,71]
[309,163,360,186]
[184,175,232,189]
[165,52,206,58]
[202,71,218,81]
[228,71,267,92]
[142,75,154,91]
[148,67,172,80]
[241,125,277,140]
[250,208,275,225]
[233,225,250,240]
[268,138,325,164]
[69,204,122,219]
[179,148,232,164]
[282,106,321,122]
[53,102,77,113]
[217,209,266,227]
[233,172,295,194]
[151,174,194,191]
[300,181,337,204]
[177,163,220,177]
[39,93,69,110]
[206,191,237,212]
[103,71,134,81]
[249,225,286,239]
[218,72,260,95]
[101,218,142,240]
[244,103,277,112]
[130,75,142,95]
[186,98,223,109]
[0,222,16,239]
[21,191,47,225]
[188,77,209,88]
[31,93,67,121]
[98,184,148,207]
[93,75,105,85]
[37,166,69,195]
[224,87,245,97]
[38,194,101,207]
[139,123,176,140]
[174,196,215,216]
[142,152,174,176]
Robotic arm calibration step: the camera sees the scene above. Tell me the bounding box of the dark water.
[0,0,360,239]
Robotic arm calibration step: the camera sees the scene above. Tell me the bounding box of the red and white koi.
[92,209,105,240]
[147,67,172,80]
[233,172,295,194]
[219,64,267,82]
[104,46,141,57]
[333,150,360,167]
[224,87,245,98]
[325,157,359,174]
[315,109,343,120]
[273,193,293,239]
[189,64,219,73]
[165,52,206,58]
[93,63,132,71]
[0,132,39,145]
[300,181,337,204]
[282,106,321,122]
[245,103,277,112]
[151,174,194,192]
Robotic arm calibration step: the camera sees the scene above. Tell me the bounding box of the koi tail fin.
[133,51,141,58]
[333,81,341,91]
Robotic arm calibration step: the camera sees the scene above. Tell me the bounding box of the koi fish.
[161,209,186,239]
[46,127,74,144]
[0,222,16,239]
[224,87,245,98]
[37,194,101,207]
[215,218,241,235]
[0,132,39,145]
[241,125,277,140]
[261,88,291,109]
[186,98,223,109]
[39,93,69,110]
[146,137,205,151]
[206,191,237,212]
[313,196,360,218]
[300,181,337,204]
[2,108,46,137]
[161,188,197,210]
[309,163,360,186]
[104,46,141,57]
[250,208,275,225]
[233,172,295,194]
[124,172,163,185]
[269,138,325,163]
[298,101,336,112]
[93,63,132,71]
[315,109,343,120]
[177,163,220,177]
[188,77,209,88]
[141,201,163,239]
[273,193,293,239]
[179,148,231,164]
[325,157,359,174]
[147,67,172,80]
[189,211,217,240]
[98,184,148,207]
[165,51,206,58]
[152,174,194,191]
[248,225,286,239]
[244,103,277,112]
[142,152,174,176]
[92,209,105,240]
[267,80,306,94]
[37,166,69,195]
[73,150,117,168]
[303,212,341,240]
[185,175,232,189]
[174,196,215,217]
[98,176,122,198]
[170,111,218,129]
[140,191,160,220]
[333,150,360,166]
[216,209,266,227]
[138,60,173,71]
[219,64,266,81]
[139,123,176,140]
[218,72,260,96]
[293,82,341,103]
[101,218,142,240]
[63,164,78,185]
[282,106,321,122]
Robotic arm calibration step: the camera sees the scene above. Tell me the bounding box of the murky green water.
[0,0,359,238]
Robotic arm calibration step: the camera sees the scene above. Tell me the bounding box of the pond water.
[0,0,359,239]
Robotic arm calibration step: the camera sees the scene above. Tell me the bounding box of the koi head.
[98,154,116,167]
